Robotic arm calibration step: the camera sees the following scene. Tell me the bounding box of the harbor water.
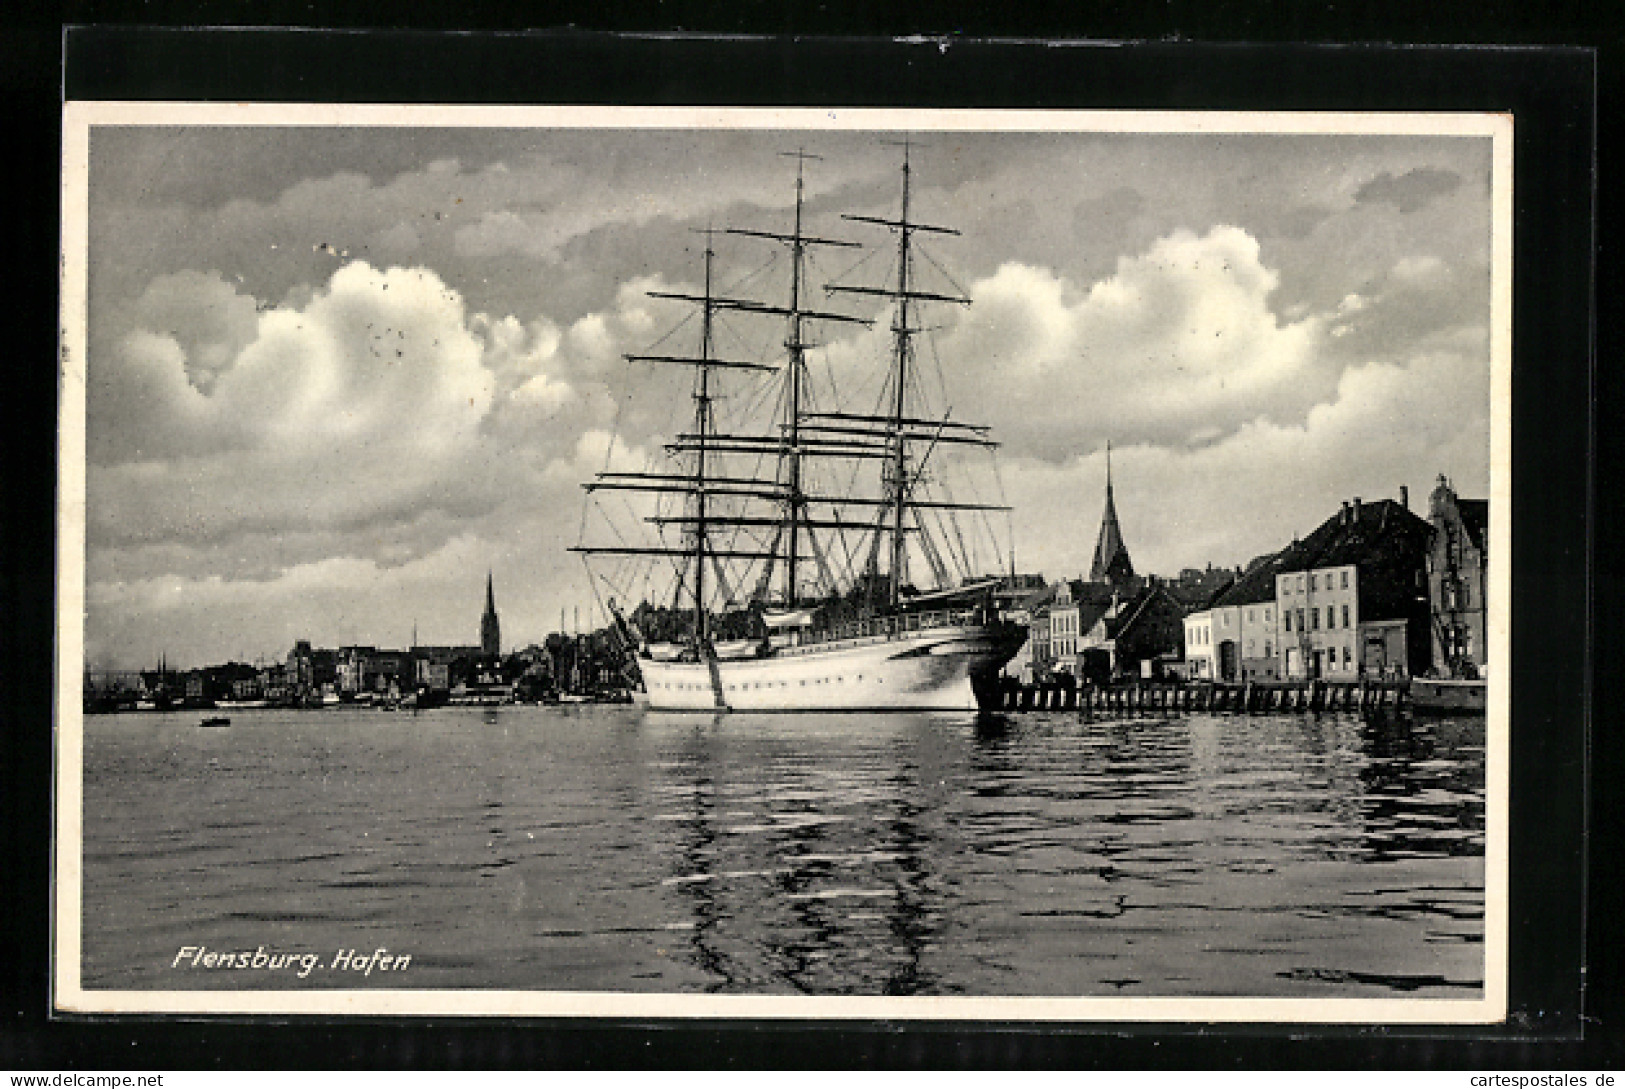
[80,706,1485,997]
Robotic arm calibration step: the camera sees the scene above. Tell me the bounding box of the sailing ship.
[574,146,1026,712]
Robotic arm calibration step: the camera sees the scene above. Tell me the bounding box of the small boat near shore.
[198,716,231,728]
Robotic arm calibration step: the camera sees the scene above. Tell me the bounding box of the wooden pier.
[988,679,1409,715]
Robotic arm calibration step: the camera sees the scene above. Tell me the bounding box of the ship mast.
[830,141,972,608]
[691,234,717,644]
[726,150,865,606]
[887,149,913,607]
[571,229,786,651]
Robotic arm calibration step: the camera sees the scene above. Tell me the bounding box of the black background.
[1,6,1612,1070]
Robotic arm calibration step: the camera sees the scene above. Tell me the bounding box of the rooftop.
[1208,552,1285,609]
[1276,497,1431,574]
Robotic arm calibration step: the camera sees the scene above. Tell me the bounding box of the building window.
[1310,608,1319,631]
[1327,606,1336,629]
[1284,612,1293,632]
[1264,641,1272,657]
[1297,608,1306,632]
[1310,573,1318,591]
[1461,583,1471,608]
[1247,608,1255,623]
[1341,571,1349,589]
[1299,575,1305,592]
[1342,604,1350,628]
[1343,645,1352,666]
[1265,608,1272,622]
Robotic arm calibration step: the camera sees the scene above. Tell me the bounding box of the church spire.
[480,571,501,657]
[1089,441,1136,586]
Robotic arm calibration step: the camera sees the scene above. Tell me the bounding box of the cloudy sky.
[75,117,1495,670]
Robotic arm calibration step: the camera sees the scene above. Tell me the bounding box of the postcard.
[57,102,1510,1021]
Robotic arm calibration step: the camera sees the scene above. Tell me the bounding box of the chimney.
[1341,500,1350,525]
[1400,484,1409,510]
[1352,496,1362,521]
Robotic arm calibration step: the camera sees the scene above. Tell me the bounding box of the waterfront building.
[452,656,515,704]
[335,646,377,695]
[1193,553,1285,682]
[1182,608,1217,680]
[1080,582,1187,681]
[361,650,412,696]
[82,669,147,712]
[1273,494,1432,680]
[411,644,481,690]
[481,572,502,657]
[259,663,293,704]
[1049,578,1119,679]
[416,659,452,691]
[286,640,314,691]
[1426,475,1489,677]
[310,647,338,690]
[1025,592,1055,682]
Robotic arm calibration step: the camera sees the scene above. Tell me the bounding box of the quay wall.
[987,679,1410,714]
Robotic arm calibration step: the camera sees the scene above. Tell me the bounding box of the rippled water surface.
[81,706,1485,997]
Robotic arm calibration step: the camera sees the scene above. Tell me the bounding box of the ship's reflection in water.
[81,706,1484,997]
[642,708,1483,997]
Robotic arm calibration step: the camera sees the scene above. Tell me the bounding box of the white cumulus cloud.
[929,227,1333,461]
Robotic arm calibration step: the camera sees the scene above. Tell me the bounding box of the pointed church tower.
[1089,442,1136,587]
[480,572,501,657]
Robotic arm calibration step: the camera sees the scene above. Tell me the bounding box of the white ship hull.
[640,625,1015,712]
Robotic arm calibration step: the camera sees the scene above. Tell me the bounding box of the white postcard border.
[55,101,1514,1023]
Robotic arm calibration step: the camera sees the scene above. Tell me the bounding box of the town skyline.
[75,111,1495,671]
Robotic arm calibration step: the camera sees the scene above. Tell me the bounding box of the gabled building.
[1274,494,1432,680]
[1049,578,1119,679]
[1022,585,1057,682]
[1426,475,1489,678]
[1184,553,1285,682]
[335,645,377,695]
[1081,582,1187,682]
